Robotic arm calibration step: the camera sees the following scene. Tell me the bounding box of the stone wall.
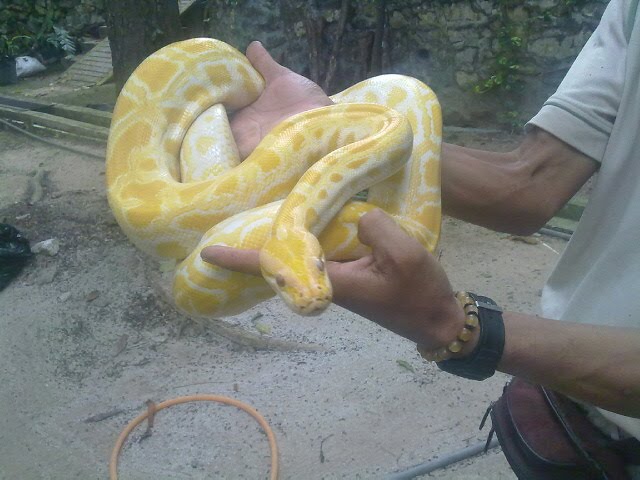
[204,0,608,127]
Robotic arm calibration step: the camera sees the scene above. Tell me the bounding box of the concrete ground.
[0,128,567,479]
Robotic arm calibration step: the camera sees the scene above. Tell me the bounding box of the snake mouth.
[264,272,332,316]
[291,295,332,316]
[279,285,332,316]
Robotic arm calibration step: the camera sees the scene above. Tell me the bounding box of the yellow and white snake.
[106,38,442,318]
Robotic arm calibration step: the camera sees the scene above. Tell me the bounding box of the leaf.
[396,359,415,373]
[254,322,271,335]
[506,235,540,245]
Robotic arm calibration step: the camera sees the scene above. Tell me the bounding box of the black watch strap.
[437,292,505,381]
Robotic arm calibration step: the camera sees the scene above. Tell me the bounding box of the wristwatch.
[437,293,505,381]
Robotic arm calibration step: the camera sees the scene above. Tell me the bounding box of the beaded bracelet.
[416,291,480,362]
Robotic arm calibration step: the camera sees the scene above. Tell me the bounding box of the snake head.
[260,232,332,316]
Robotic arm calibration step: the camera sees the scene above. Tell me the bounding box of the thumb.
[245,41,289,83]
[357,209,423,263]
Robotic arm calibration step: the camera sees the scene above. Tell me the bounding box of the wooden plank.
[0,94,52,111]
[65,69,104,77]
[66,77,97,83]
[72,58,112,65]
[44,104,112,128]
[66,81,94,87]
[66,66,101,74]
[63,5,195,87]
[72,64,110,71]
[70,62,110,70]
[179,0,196,12]
[66,68,108,77]
[0,106,110,141]
[68,60,110,68]
[65,38,113,87]
[66,73,102,80]
[66,77,100,85]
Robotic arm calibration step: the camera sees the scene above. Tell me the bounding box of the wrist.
[435,292,506,381]
[416,292,481,362]
[417,292,506,381]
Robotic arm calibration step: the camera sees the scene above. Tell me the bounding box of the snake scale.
[106,38,442,318]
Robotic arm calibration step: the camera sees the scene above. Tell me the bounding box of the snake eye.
[275,274,286,287]
[316,258,325,272]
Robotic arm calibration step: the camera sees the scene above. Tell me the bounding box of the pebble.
[32,238,60,256]
[58,291,72,302]
[86,290,100,302]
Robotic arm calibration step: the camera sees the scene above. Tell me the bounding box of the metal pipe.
[386,437,500,480]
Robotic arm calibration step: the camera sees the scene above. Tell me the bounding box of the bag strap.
[541,387,609,478]
[542,386,633,480]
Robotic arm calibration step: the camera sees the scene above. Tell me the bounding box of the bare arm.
[215,45,640,415]
[442,127,598,235]
[231,44,598,234]
[202,210,640,418]
[500,312,640,417]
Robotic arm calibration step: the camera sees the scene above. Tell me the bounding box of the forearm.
[441,143,533,233]
[441,128,597,234]
[497,312,640,417]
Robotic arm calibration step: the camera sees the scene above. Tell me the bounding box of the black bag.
[485,378,639,480]
[0,223,32,291]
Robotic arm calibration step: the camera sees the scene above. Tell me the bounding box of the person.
[202,0,640,454]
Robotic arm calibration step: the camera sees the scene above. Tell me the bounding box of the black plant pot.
[0,56,17,86]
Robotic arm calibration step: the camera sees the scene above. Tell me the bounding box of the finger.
[323,256,376,305]
[245,41,289,83]
[200,246,261,276]
[357,209,420,260]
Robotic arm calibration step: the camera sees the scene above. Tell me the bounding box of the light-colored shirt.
[528,0,640,442]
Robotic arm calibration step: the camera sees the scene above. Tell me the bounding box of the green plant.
[47,26,76,56]
[498,108,523,133]
[0,34,33,57]
[473,0,599,96]
[473,26,524,94]
[0,0,103,58]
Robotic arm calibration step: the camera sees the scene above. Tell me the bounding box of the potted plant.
[0,35,32,85]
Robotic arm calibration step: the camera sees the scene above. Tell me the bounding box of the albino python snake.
[106,38,442,318]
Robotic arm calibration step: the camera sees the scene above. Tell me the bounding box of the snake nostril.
[316,258,325,272]
[275,274,286,287]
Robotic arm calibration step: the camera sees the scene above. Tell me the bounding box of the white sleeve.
[526,0,629,163]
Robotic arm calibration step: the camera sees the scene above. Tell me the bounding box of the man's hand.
[201,209,467,351]
[201,211,640,416]
[230,41,334,159]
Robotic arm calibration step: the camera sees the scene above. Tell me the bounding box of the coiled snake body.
[106,38,442,317]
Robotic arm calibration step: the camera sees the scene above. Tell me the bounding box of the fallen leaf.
[506,235,540,245]
[396,359,415,373]
[255,322,271,335]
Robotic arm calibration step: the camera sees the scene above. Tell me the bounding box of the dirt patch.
[0,128,565,479]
